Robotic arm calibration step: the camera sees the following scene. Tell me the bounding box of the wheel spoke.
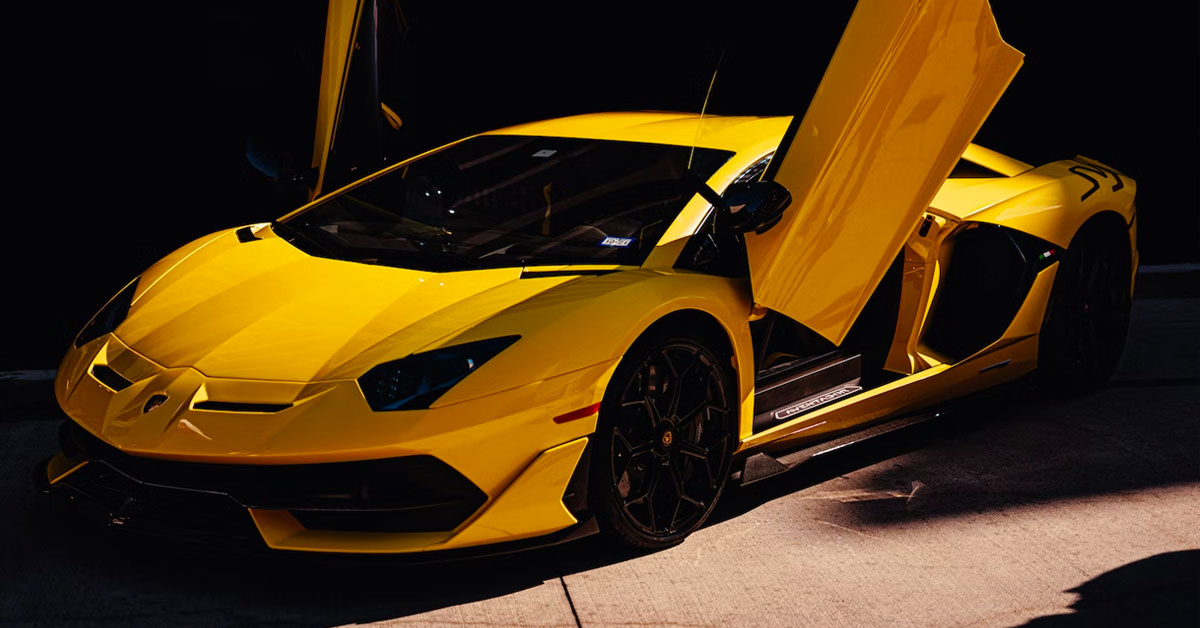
[664,458,687,531]
[665,353,700,419]
[624,465,662,530]
[642,395,663,427]
[612,426,654,485]
[623,458,657,503]
[660,349,682,378]
[678,441,710,460]
[612,426,653,455]
[678,434,728,489]
[668,456,704,509]
[676,401,726,431]
[619,383,664,429]
[671,364,708,424]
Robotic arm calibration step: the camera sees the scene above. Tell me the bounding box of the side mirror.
[719,181,792,234]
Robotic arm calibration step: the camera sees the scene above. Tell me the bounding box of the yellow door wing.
[746,0,1023,344]
[310,0,366,200]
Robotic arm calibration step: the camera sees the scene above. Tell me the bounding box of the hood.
[117,228,573,382]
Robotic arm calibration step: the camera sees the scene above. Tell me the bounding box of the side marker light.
[553,403,602,424]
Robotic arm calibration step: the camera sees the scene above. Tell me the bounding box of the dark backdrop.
[5,3,1196,370]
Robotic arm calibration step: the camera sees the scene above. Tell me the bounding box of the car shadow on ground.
[711,377,1199,530]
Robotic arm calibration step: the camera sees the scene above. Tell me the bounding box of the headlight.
[74,278,139,348]
[358,336,520,411]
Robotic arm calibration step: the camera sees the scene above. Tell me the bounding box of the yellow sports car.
[38,0,1136,555]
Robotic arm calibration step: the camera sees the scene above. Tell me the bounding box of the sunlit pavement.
[2,296,1196,627]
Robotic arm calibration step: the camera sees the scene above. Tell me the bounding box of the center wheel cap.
[661,429,673,447]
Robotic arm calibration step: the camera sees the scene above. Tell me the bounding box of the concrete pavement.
[1,298,1196,627]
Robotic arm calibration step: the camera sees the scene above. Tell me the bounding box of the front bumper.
[38,420,595,555]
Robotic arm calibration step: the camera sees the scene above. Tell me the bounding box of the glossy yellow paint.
[53,2,1139,551]
[884,213,956,374]
[932,157,1137,248]
[310,0,365,199]
[961,143,1032,177]
[440,436,588,550]
[488,112,790,152]
[746,0,1023,345]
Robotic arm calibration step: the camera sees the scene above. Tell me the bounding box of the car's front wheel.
[591,325,736,551]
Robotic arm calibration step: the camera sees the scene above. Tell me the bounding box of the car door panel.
[747,0,1023,344]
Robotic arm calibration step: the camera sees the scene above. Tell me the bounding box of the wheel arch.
[630,309,736,360]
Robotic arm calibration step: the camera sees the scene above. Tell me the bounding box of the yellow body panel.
[932,157,1137,248]
[48,4,1139,554]
[960,143,1032,177]
[746,0,1023,344]
[440,436,588,550]
[884,213,954,375]
[488,112,791,152]
[310,0,365,199]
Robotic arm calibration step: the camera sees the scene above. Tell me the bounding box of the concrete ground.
[1,297,1196,628]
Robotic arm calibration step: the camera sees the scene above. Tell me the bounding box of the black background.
[4,2,1196,370]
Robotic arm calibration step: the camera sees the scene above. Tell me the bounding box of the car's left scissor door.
[746,0,1024,345]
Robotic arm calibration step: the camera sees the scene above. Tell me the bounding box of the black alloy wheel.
[1039,221,1132,392]
[592,327,736,550]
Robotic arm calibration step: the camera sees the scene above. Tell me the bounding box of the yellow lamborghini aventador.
[38,0,1137,554]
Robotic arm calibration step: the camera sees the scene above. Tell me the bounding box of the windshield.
[276,135,733,271]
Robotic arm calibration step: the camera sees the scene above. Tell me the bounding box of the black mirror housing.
[718,181,792,234]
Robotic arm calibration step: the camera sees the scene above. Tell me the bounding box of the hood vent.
[235,227,262,243]
[91,364,133,392]
[193,401,292,413]
[519,268,617,279]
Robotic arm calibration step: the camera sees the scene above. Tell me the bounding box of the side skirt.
[732,410,940,486]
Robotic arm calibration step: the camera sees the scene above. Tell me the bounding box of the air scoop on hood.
[117,231,578,382]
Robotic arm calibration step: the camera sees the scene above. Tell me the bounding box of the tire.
[590,325,737,551]
[1038,220,1132,392]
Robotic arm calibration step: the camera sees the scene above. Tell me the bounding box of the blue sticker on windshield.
[599,236,635,248]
